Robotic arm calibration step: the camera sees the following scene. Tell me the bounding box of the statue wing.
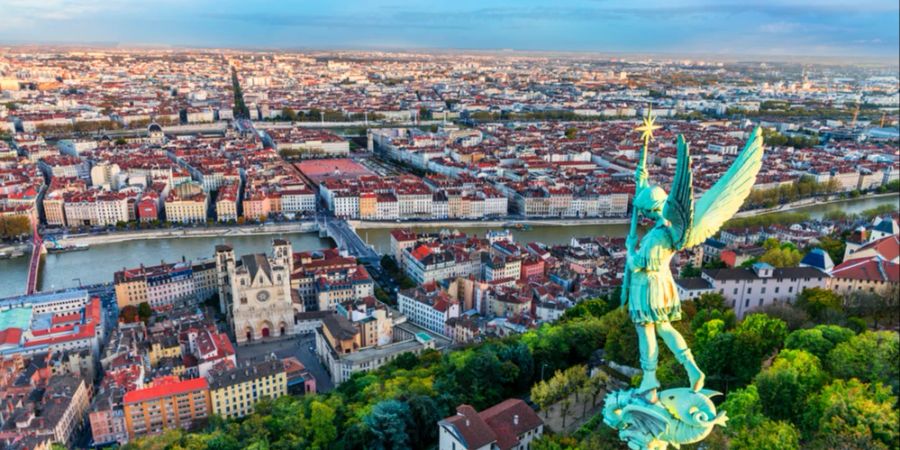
[680,127,765,249]
[663,135,694,250]
[622,403,670,438]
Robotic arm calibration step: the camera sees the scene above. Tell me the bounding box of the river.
[0,233,332,299]
[0,195,896,299]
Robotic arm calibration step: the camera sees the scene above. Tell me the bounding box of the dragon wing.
[622,403,670,438]
[663,135,694,250]
[680,127,765,249]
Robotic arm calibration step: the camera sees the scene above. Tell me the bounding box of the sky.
[0,0,898,60]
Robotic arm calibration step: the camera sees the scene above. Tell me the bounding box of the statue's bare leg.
[635,323,660,402]
[657,321,705,391]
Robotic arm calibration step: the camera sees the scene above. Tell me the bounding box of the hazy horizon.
[0,0,898,62]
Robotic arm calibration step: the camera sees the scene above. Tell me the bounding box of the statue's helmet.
[634,185,667,212]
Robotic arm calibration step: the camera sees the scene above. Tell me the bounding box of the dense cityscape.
[0,6,898,449]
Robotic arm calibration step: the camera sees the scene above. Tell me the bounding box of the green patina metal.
[604,109,765,449]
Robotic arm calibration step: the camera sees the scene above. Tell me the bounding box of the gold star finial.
[635,105,660,144]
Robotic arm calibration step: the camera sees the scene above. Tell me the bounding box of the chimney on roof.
[514,414,519,425]
[465,419,470,427]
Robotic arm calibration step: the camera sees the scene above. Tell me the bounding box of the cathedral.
[215,239,300,345]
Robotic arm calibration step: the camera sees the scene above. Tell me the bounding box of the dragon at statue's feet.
[603,387,727,450]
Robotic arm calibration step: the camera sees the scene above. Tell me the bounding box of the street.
[234,333,334,393]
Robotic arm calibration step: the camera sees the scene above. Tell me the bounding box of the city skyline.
[0,0,898,60]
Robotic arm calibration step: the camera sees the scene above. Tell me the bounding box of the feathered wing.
[681,127,765,249]
[664,135,694,250]
[622,404,670,438]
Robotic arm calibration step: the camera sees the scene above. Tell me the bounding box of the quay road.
[25,223,43,295]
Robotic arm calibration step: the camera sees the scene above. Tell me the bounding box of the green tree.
[364,400,412,450]
[281,107,297,121]
[698,314,788,390]
[826,330,899,394]
[532,435,583,450]
[783,325,854,360]
[730,420,801,450]
[694,292,727,312]
[754,349,828,423]
[560,297,610,322]
[564,127,578,139]
[802,379,898,448]
[405,394,442,445]
[680,263,701,278]
[580,372,610,416]
[817,236,846,264]
[0,216,30,240]
[308,400,336,449]
[720,385,801,450]
[795,287,843,321]
[603,308,639,367]
[720,385,764,431]
[696,331,740,391]
[137,302,153,322]
[735,313,787,361]
[758,246,802,267]
[530,378,555,419]
[693,319,727,352]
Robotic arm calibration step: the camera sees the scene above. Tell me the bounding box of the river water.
[0,195,896,299]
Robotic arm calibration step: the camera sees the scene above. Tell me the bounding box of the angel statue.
[604,110,764,449]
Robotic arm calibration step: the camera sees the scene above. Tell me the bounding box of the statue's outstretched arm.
[635,150,650,190]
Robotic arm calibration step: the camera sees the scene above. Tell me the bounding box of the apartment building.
[164,182,208,224]
[208,359,288,420]
[397,283,460,336]
[316,312,436,385]
[123,376,211,440]
[114,260,217,310]
[702,263,828,318]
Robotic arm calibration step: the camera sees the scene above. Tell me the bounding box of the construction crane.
[851,101,861,128]
[880,112,887,128]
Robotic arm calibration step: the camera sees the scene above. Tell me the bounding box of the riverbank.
[733,192,898,218]
[351,217,628,229]
[54,222,318,247]
[0,243,29,259]
[351,192,899,230]
[41,192,900,247]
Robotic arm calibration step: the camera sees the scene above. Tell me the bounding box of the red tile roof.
[123,376,208,404]
[848,235,899,263]
[480,399,543,450]
[0,328,22,346]
[831,257,900,283]
[441,399,543,450]
[442,405,497,449]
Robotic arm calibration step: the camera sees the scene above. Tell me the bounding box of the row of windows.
[730,285,794,295]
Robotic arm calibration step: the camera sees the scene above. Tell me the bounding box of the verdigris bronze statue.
[604,110,765,449]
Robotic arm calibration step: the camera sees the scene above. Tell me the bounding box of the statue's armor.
[627,223,682,324]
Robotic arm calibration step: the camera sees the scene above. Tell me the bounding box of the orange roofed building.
[122,376,211,440]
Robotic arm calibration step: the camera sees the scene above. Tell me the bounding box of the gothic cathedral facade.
[215,239,299,345]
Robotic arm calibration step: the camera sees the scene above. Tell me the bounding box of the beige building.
[208,359,288,420]
[165,182,208,223]
[41,376,91,445]
[215,240,299,345]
